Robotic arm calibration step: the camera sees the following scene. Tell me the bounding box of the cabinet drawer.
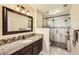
[20,44,32,54]
[33,38,42,46]
[33,40,39,46]
[38,38,42,44]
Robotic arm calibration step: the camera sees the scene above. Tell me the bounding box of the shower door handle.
[73,30,78,47]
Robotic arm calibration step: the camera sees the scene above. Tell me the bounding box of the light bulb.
[27,12,30,15]
[16,7,20,11]
[22,10,26,13]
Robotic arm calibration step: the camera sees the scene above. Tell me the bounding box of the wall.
[35,28,50,54]
[70,4,79,54]
[36,10,44,28]
[70,4,79,29]
[0,4,35,39]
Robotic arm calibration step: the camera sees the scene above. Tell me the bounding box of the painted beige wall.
[70,4,79,29]
[70,4,79,54]
[0,4,35,39]
[36,10,44,28]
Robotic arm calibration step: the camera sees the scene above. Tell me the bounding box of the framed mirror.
[2,6,33,35]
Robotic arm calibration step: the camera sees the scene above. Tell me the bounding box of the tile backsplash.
[0,33,36,46]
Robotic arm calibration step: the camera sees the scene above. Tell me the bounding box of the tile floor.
[49,46,70,55]
[40,46,70,55]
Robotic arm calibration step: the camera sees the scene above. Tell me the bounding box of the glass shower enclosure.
[43,14,71,49]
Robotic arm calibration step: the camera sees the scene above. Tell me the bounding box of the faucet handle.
[17,36,23,40]
[22,35,26,40]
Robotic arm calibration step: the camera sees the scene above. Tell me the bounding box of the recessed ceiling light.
[47,10,60,15]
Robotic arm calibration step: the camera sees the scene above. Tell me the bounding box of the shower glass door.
[47,15,71,49]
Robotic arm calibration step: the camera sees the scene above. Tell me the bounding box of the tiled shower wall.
[45,15,71,43]
[50,28,69,43]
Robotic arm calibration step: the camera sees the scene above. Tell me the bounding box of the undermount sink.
[21,40,32,43]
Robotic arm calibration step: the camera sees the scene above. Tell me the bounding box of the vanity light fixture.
[16,5,30,15]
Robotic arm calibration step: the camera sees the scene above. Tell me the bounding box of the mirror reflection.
[8,11,31,31]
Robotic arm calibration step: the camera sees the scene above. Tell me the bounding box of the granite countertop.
[0,34,43,55]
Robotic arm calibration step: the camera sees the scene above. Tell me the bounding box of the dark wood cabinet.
[32,39,42,55]
[20,44,32,55]
[33,44,39,55]
[12,50,20,55]
[38,39,42,53]
[11,38,42,55]
[24,49,32,55]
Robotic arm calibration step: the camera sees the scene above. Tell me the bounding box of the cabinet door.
[24,49,32,55]
[20,44,32,55]
[38,39,42,53]
[33,39,42,55]
[33,45,39,55]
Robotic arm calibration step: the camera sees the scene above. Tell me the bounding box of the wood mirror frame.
[2,6,33,35]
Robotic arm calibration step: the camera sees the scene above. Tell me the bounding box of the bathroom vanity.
[12,37,42,55]
[0,34,43,55]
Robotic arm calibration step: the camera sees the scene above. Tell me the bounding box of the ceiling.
[30,4,71,17]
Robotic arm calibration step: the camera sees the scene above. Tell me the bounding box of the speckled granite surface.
[0,34,43,55]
